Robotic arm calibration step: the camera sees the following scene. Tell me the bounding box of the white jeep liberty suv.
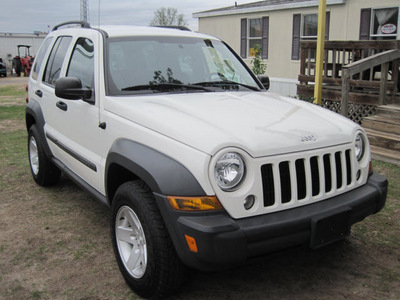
[26,21,388,299]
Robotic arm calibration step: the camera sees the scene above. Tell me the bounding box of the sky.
[0,0,238,34]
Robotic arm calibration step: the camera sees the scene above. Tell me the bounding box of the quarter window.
[43,36,72,86]
[31,37,53,80]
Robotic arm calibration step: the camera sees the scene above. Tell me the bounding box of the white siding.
[196,0,400,94]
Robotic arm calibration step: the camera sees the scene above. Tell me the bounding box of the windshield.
[106,36,261,95]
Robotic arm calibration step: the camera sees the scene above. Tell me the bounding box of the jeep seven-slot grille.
[261,150,352,207]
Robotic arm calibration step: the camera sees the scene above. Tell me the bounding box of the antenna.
[80,0,90,23]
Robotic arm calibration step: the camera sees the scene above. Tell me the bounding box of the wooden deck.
[297,40,400,165]
[298,40,400,107]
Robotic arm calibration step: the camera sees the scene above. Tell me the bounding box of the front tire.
[28,125,61,186]
[111,181,186,299]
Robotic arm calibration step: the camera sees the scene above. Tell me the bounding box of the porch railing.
[297,40,400,122]
[341,49,400,116]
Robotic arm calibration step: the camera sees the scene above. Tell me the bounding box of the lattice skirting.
[322,100,377,125]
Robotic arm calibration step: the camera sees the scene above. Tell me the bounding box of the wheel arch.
[25,99,53,158]
[105,139,206,203]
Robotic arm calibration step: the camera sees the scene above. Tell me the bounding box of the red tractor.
[12,45,34,77]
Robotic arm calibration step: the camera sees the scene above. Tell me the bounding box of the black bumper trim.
[155,172,387,271]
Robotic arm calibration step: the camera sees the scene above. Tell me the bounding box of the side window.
[43,36,72,86]
[67,38,94,89]
[31,37,53,80]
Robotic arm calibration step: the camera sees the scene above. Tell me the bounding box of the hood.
[105,91,358,157]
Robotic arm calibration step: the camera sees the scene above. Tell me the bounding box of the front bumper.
[155,172,387,271]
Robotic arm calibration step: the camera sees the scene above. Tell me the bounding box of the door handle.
[56,101,68,111]
[35,90,43,97]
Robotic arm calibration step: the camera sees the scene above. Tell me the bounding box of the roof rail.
[52,21,91,31]
[153,25,191,31]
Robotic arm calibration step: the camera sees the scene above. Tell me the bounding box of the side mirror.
[257,75,270,91]
[55,77,93,103]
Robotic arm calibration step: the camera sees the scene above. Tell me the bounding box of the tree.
[250,44,267,75]
[150,7,187,27]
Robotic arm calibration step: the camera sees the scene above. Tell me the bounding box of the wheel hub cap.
[29,136,39,175]
[115,206,147,279]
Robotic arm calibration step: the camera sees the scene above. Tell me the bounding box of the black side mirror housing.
[257,75,270,91]
[55,77,93,103]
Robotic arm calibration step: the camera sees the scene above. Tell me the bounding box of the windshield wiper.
[193,80,261,91]
[122,83,214,92]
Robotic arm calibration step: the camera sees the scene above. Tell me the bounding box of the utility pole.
[80,0,90,23]
[313,0,326,106]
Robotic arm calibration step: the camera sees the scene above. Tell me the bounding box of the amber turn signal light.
[185,235,198,253]
[167,196,223,211]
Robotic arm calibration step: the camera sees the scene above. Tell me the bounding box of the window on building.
[371,7,398,39]
[292,12,330,60]
[302,14,318,38]
[248,18,262,57]
[240,17,269,59]
[360,7,399,40]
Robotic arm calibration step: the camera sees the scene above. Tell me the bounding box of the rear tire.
[111,180,186,299]
[28,125,61,186]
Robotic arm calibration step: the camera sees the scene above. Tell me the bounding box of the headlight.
[354,133,365,161]
[214,152,245,191]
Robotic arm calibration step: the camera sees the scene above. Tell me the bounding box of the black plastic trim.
[25,99,53,158]
[105,139,206,197]
[46,133,97,172]
[51,157,108,206]
[154,172,388,271]
[52,21,90,31]
[153,25,191,31]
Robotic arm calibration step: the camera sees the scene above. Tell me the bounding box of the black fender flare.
[105,139,207,198]
[25,99,53,158]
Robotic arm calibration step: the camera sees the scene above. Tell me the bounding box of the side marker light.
[185,235,198,253]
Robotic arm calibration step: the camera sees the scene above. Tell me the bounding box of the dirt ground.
[0,76,29,87]
[1,78,399,299]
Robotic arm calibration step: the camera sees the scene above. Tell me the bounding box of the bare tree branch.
[149,7,187,26]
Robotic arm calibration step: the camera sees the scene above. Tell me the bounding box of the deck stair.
[362,104,400,166]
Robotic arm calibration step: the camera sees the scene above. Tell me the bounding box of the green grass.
[0,85,27,99]
[352,160,400,249]
[373,160,400,198]
[0,130,27,168]
[0,106,25,120]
